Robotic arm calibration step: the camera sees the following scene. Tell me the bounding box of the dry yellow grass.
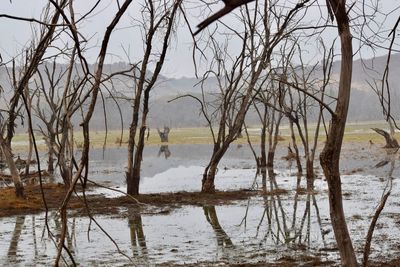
[9,121,394,151]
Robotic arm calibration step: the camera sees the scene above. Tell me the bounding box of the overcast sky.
[0,0,399,78]
[0,0,205,78]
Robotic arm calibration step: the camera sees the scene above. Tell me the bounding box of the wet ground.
[0,142,399,266]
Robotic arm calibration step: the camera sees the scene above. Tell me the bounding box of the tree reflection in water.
[363,147,397,266]
[254,173,330,251]
[203,205,234,248]
[51,211,76,264]
[128,207,148,262]
[203,205,235,261]
[158,145,171,159]
[7,215,26,263]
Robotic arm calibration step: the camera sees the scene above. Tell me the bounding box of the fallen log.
[371,128,399,148]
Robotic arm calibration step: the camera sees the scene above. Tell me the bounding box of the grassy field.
[10,121,394,152]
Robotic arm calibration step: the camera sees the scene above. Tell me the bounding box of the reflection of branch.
[238,197,252,228]
[75,188,134,264]
[258,180,290,245]
[363,158,395,267]
[296,194,311,244]
[290,175,301,232]
[312,195,328,246]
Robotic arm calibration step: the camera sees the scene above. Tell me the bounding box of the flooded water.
[88,144,260,185]
[0,193,335,266]
[1,144,399,265]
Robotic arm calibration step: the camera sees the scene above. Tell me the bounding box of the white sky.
[0,0,399,78]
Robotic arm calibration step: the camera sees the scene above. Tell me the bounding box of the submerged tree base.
[14,182,25,198]
[201,180,216,193]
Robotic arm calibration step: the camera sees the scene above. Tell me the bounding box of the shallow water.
[1,171,399,266]
[0,195,334,266]
[1,144,399,265]
[88,144,260,185]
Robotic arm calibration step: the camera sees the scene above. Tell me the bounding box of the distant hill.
[2,53,400,131]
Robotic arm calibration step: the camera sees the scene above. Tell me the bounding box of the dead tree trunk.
[305,158,314,191]
[0,141,24,197]
[288,120,303,175]
[319,1,358,265]
[48,134,56,173]
[260,111,268,190]
[126,1,180,196]
[372,127,399,148]
[266,113,283,182]
[126,103,140,195]
[202,144,230,193]
[157,127,170,142]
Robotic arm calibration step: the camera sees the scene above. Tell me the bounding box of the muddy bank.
[0,183,261,217]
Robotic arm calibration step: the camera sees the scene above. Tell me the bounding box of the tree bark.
[319,1,358,265]
[126,122,139,195]
[130,125,147,195]
[260,122,267,191]
[48,134,55,173]
[202,162,218,193]
[306,158,314,191]
[266,149,275,175]
[371,128,399,148]
[289,120,303,175]
[0,142,24,198]
[202,145,229,193]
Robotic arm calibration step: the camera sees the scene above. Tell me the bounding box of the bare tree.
[33,60,65,173]
[252,71,285,191]
[193,1,313,193]
[126,0,182,195]
[0,2,66,197]
[196,0,357,264]
[318,1,358,265]
[50,1,135,263]
[280,40,334,191]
